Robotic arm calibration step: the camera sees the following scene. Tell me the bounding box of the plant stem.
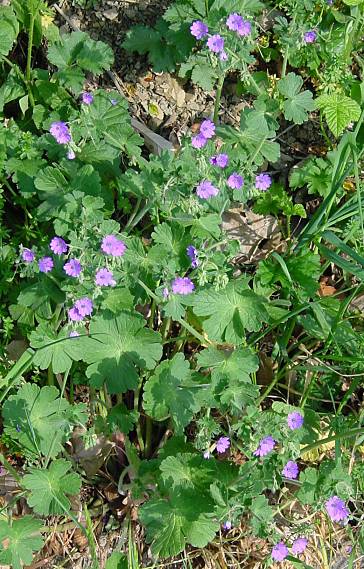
[213,74,225,124]
[300,427,364,456]
[47,365,54,386]
[144,416,153,458]
[281,49,289,77]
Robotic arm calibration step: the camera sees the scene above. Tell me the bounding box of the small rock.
[103,8,118,20]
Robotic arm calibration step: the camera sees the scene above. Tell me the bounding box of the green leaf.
[30,324,85,374]
[257,251,321,298]
[220,115,280,166]
[316,93,361,137]
[143,353,202,432]
[107,403,139,434]
[48,31,113,75]
[254,184,306,217]
[140,490,219,558]
[23,459,81,515]
[197,346,260,412]
[191,279,269,343]
[2,384,87,458]
[278,73,315,124]
[0,7,19,60]
[83,310,162,393]
[0,516,44,569]
[0,67,25,112]
[105,552,128,569]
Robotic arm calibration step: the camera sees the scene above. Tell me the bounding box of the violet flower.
[186,245,199,268]
[282,460,299,479]
[101,235,126,257]
[210,153,229,168]
[216,436,230,454]
[64,259,82,277]
[95,268,116,287]
[50,237,68,255]
[287,412,304,430]
[200,119,215,139]
[325,496,349,522]
[291,537,308,555]
[38,257,54,273]
[272,542,289,562]
[191,133,208,149]
[304,30,317,43]
[22,248,35,263]
[171,277,195,295]
[81,92,93,105]
[227,172,244,189]
[226,13,251,36]
[74,297,93,317]
[196,180,219,199]
[69,307,83,322]
[50,121,71,144]
[190,20,208,39]
[253,435,276,457]
[207,34,225,53]
[255,173,272,191]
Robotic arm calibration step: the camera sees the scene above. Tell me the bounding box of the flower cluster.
[69,297,93,322]
[272,537,308,562]
[191,119,215,149]
[190,12,252,61]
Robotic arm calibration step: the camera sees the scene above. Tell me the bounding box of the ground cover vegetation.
[0,0,364,567]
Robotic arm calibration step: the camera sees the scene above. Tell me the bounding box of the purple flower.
[69,331,80,338]
[69,307,83,322]
[219,50,228,61]
[253,435,276,457]
[216,436,230,454]
[75,297,93,317]
[255,173,272,191]
[95,268,116,287]
[22,248,35,263]
[191,133,208,149]
[200,119,215,139]
[325,496,349,522]
[162,287,169,299]
[226,13,251,36]
[50,237,68,255]
[207,34,225,53]
[291,537,308,555]
[304,30,317,43]
[67,149,76,160]
[196,180,219,199]
[223,520,232,530]
[186,245,199,268]
[64,259,82,278]
[287,412,304,430]
[210,153,229,168]
[81,92,93,105]
[171,277,195,295]
[50,121,71,144]
[101,235,126,257]
[227,172,244,189]
[110,98,118,106]
[38,256,54,273]
[272,542,289,562]
[190,20,208,40]
[282,460,299,479]
[16,424,21,433]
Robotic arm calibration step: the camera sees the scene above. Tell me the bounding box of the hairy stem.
[213,74,225,124]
